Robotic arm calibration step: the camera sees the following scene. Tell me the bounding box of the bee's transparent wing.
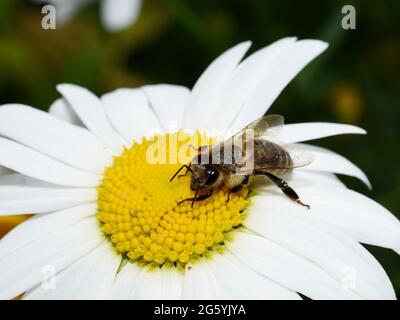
[200,115,285,169]
[235,114,284,139]
[225,114,284,153]
[286,148,315,168]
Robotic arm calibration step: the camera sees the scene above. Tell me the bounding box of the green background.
[0,0,399,296]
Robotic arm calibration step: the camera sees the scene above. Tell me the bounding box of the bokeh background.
[0,0,399,296]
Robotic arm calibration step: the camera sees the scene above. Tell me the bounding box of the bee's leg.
[178,166,192,179]
[178,190,213,207]
[256,171,310,209]
[194,191,213,201]
[226,175,250,202]
[170,164,193,182]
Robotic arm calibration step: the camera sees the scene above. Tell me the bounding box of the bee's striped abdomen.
[253,139,292,177]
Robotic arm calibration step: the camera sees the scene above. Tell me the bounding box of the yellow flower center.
[97,132,248,268]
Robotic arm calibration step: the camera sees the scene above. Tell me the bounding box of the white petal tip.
[339,124,367,136]
[359,173,372,190]
[56,83,79,93]
[348,125,367,135]
[237,40,252,52]
[56,84,95,101]
[303,39,329,50]
[340,167,371,190]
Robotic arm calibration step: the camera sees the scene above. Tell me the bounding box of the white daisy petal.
[230,40,328,132]
[244,206,395,299]
[0,137,101,187]
[252,184,400,251]
[24,241,120,299]
[48,98,83,126]
[252,170,345,191]
[215,37,297,130]
[287,170,346,188]
[207,251,301,299]
[279,122,366,144]
[0,104,112,174]
[0,203,97,260]
[101,88,163,144]
[317,222,396,299]
[183,41,251,130]
[57,84,127,154]
[0,173,54,186]
[158,266,184,300]
[229,232,360,300]
[0,217,102,299]
[0,183,96,215]
[101,0,142,32]
[0,166,12,175]
[142,84,191,131]
[291,143,371,189]
[132,268,162,299]
[109,262,141,299]
[133,266,184,300]
[182,261,224,299]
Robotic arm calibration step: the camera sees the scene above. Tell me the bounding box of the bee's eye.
[205,168,219,185]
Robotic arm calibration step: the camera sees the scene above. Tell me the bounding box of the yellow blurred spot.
[0,215,30,238]
[331,83,363,123]
[1,216,31,299]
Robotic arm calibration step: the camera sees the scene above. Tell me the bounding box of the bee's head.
[190,164,220,191]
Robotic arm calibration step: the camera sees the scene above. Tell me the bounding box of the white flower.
[0,37,399,300]
[36,0,142,32]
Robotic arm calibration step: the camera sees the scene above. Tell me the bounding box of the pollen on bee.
[97,132,248,268]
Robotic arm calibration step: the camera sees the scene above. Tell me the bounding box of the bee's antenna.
[170,164,193,182]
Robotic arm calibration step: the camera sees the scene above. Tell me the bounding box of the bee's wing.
[224,114,284,155]
[233,114,284,139]
[285,149,315,168]
[197,115,285,169]
[201,114,284,152]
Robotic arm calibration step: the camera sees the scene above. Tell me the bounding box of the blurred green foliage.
[0,0,399,296]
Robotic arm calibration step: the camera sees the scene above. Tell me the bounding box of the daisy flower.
[36,0,142,32]
[0,37,399,300]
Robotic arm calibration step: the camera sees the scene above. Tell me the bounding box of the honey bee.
[170,114,313,209]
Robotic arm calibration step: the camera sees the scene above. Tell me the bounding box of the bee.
[170,114,313,209]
